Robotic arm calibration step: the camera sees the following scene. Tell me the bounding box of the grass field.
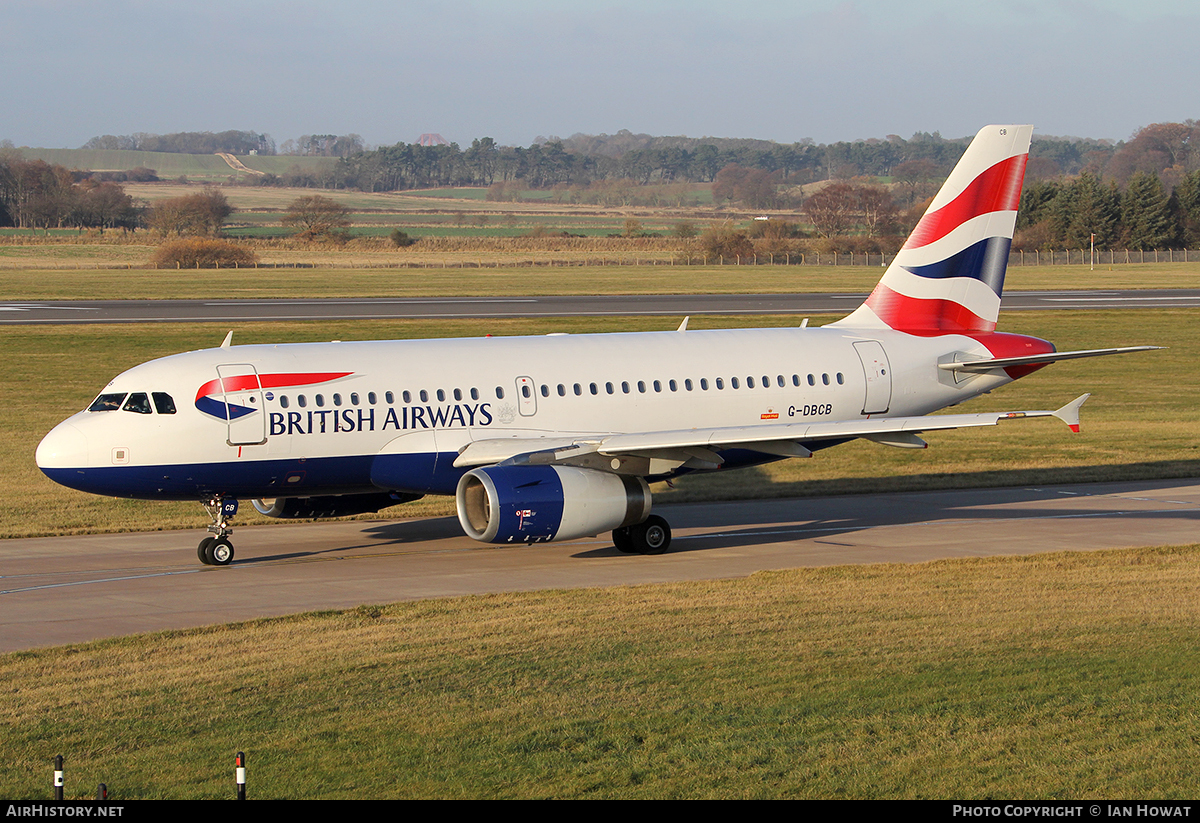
[2,308,1192,539]
[4,543,1200,798]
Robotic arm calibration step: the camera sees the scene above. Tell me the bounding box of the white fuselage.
[36,325,1008,501]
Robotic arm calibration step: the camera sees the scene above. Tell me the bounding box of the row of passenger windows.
[524,373,845,398]
[88,392,177,415]
[277,388,481,409]
[274,372,845,409]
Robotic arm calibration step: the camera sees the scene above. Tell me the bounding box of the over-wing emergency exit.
[36,125,1156,565]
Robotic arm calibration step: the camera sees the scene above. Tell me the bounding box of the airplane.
[36,125,1157,566]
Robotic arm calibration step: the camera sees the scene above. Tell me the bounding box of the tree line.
[83,130,276,156]
[1019,169,1200,250]
[13,119,1200,250]
[1015,122,1200,250]
[0,155,140,229]
[327,132,975,192]
[81,131,367,158]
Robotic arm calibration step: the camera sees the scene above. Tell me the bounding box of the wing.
[938,346,1161,374]
[454,394,1092,475]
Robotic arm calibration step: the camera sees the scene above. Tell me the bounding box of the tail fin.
[832,125,1032,335]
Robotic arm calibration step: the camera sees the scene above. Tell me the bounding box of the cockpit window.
[88,393,127,412]
[152,392,177,414]
[122,393,152,414]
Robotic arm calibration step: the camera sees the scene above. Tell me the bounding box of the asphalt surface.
[3,478,1198,653]
[3,289,1200,324]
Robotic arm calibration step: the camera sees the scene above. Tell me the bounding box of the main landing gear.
[612,514,672,555]
[197,496,237,566]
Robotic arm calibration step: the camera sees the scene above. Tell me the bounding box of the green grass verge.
[2,309,1190,538]
[3,544,1200,798]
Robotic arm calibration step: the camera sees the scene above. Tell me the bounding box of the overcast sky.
[4,0,1196,149]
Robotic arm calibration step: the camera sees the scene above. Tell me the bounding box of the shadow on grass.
[658,459,1200,504]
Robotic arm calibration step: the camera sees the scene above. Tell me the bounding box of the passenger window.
[822,374,830,385]
[88,393,126,412]
[807,375,815,386]
[496,387,505,399]
[669,380,677,392]
[731,377,740,389]
[122,393,152,414]
[386,391,395,404]
[637,381,646,393]
[685,379,693,391]
[622,382,630,394]
[573,383,582,396]
[470,388,479,400]
[540,385,549,397]
[280,395,290,409]
[333,393,342,407]
[654,380,662,392]
[420,390,428,402]
[315,394,325,407]
[454,388,462,401]
[152,392,176,414]
[298,395,308,408]
[716,378,724,390]
[557,384,566,397]
[778,375,785,387]
[837,373,844,384]
[590,383,598,395]
[368,392,377,405]
[700,378,709,390]
[521,385,531,398]
[792,375,800,387]
[747,376,755,389]
[606,382,614,395]
[437,389,446,402]
[764,375,771,388]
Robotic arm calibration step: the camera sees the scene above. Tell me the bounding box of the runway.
[3,289,1200,324]
[3,478,1198,653]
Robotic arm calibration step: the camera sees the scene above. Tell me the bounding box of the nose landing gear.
[197,496,237,566]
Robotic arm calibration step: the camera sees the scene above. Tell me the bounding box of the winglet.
[1052,393,1090,433]
[677,316,689,333]
[220,330,234,349]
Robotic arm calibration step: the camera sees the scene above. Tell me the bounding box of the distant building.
[417,134,449,146]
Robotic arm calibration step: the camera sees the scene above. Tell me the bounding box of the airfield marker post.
[54,754,64,801]
[97,783,107,801]
[236,751,246,800]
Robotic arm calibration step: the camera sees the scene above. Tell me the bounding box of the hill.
[15,148,336,183]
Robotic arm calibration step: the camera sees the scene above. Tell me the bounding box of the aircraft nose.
[36,422,88,471]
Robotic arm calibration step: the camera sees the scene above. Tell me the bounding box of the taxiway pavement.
[3,290,1199,324]
[3,478,1197,653]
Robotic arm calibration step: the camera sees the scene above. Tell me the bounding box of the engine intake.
[456,465,650,544]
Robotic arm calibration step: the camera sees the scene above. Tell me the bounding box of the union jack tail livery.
[833,125,1032,335]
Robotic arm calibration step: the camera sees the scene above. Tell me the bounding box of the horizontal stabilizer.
[938,346,1162,373]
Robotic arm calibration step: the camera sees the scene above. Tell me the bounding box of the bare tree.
[282,195,351,240]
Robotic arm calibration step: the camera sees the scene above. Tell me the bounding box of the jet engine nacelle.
[456,465,651,544]
[252,492,420,519]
